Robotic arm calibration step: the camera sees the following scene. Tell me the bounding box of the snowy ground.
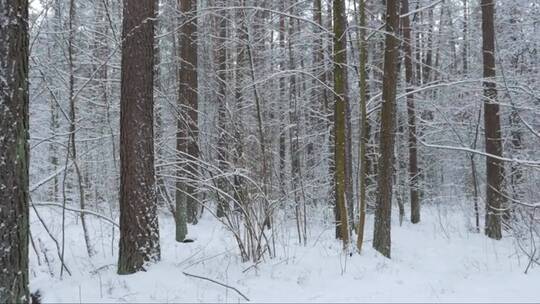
[30,202,540,303]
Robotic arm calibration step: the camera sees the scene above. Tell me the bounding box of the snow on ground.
[30,202,540,303]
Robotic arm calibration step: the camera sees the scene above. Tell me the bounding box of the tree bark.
[401,0,420,224]
[481,0,504,240]
[373,0,400,258]
[0,0,30,301]
[118,0,161,274]
[355,0,368,253]
[333,0,350,247]
[177,0,200,225]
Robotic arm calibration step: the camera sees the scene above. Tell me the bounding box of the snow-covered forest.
[1,0,540,302]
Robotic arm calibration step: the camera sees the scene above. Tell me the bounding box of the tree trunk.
[462,0,468,75]
[373,0,400,258]
[118,0,161,274]
[333,0,350,247]
[67,0,93,258]
[0,0,30,301]
[355,0,368,253]
[313,0,329,172]
[216,0,229,218]
[278,1,287,195]
[401,0,420,224]
[177,0,200,225]
[481,0,504,240]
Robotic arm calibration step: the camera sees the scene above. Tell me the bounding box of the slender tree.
[313,0,329,144]
[215,0,229,218]
[278,0,287,192]
[401,0,420,224]
[0,0,30,301]
[481,0,504,240]
[333,0,350,246]
[118,0,161,274]
[66,0,94,258]
[373,0,400,258]
[356,0,368,252]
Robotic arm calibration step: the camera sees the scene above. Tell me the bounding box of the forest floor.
[30,201,540,303]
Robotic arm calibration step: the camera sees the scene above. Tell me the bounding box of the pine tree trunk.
[177,0,200,225]
[0,0,30,301]
[481,0,504,240]
[373,0,400,258]
[333,0,350,247]
[118,0,161,274]
[172,0,188,242]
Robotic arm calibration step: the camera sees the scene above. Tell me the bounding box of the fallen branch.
[182,271,250,302]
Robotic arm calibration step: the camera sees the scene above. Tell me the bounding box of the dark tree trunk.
[401,0,420,224]
[0,0,30,301]
[118,0,161,274]
[333,0,350,246]
[355,0,368,252]
[481,0,504,240]
[177,0,200,225]
[373,0,400,258]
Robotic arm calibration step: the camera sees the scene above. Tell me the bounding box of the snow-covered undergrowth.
[30,202,540,303]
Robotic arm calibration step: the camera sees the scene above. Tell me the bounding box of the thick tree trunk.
[118,0,161,274]
[0,0,30,301]
[333,0,350,247]
[481,0,504,240]
[177,0,200,225]
[373,0,400,258]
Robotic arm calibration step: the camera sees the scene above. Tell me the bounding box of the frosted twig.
[182,271,250,302]
[32,202,119,228]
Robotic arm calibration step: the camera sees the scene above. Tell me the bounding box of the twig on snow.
[182,271,250,302]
